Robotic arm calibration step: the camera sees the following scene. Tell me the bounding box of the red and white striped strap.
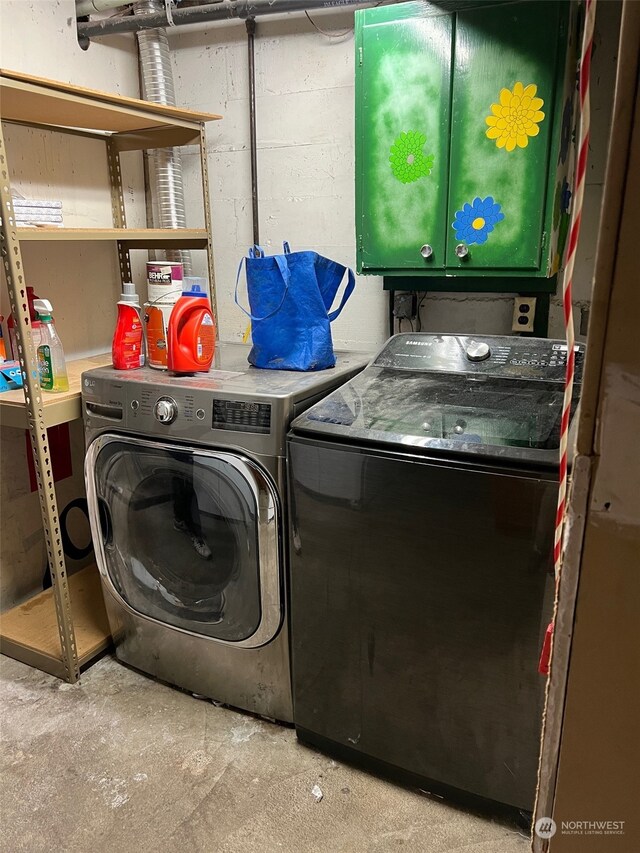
[540,0,596,676]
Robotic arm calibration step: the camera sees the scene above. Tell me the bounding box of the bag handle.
[283,240,354,322]
[234,252,291,321]
[327,268,356,322]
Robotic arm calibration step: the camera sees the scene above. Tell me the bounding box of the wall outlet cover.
[393,292,417,319]
[512,297,537,333]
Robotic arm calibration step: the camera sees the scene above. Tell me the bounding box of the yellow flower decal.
[485,82,545,152]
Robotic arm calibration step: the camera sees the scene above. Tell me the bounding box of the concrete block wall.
[170,4,621,347]
[170,14,386,352]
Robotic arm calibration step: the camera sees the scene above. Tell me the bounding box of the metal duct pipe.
[134,0,192,273]
[79,0,378,38]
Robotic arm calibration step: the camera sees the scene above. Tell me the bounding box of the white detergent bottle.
[34,299,69,392]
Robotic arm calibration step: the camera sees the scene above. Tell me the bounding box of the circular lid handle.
[455,244,469,259]
[420,244,433,259]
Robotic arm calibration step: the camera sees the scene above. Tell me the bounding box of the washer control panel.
[375,334,585,382]
[85,374,277,441]
[85,376,277,443]
[127,393,272,435]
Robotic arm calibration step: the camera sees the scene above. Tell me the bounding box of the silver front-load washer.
[83,343,367,722]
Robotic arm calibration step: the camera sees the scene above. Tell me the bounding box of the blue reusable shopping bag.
[235,242,355,371]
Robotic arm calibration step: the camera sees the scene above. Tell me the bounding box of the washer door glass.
[90,436,280,643]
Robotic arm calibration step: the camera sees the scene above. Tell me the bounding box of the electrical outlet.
[512,296,537,333]
[393,292,417,320]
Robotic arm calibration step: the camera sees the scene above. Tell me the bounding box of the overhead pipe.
[134,0,192,274]
[246,17,260,247]
[78,0,379,38]
[75,0,129,15]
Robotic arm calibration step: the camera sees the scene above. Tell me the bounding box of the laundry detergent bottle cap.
[119,281,140,304]
[167,280,216,374]
[182,277,208,297]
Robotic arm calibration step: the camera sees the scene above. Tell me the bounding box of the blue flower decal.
[452,196,505,245]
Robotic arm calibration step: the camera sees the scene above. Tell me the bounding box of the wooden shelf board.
[0,352,111,429]
[16,227,208,248]
[3,116,204,150]
[0,565,112,676]
[1,69,222,135]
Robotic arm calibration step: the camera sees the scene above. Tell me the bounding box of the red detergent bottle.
[112,282,144,370]
[167,278,216,374]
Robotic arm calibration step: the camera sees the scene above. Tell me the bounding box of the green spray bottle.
[34,299,69,392]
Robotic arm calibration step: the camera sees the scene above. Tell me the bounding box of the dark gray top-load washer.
[287,333,585,811]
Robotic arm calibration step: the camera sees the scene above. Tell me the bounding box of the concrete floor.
[1,655,530,853]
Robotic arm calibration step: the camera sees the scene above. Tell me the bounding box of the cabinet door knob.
[420,244,433,259]
[455,244,469,259]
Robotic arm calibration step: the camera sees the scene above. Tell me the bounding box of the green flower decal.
[389,131,434,184]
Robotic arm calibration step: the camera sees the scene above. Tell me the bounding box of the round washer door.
[86,434,281,647]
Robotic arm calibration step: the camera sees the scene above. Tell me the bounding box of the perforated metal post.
[199,124,218,328]
[107,138,132,283]
[0,124,80,682]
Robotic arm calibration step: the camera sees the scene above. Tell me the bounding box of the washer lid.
[291,334,585,467]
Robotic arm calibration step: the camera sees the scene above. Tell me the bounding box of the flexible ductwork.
[134,0,192,273]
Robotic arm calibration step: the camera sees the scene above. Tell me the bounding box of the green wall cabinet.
[355,1,576,286]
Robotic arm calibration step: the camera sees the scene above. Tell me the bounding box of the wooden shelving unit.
[0,70,221,682]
